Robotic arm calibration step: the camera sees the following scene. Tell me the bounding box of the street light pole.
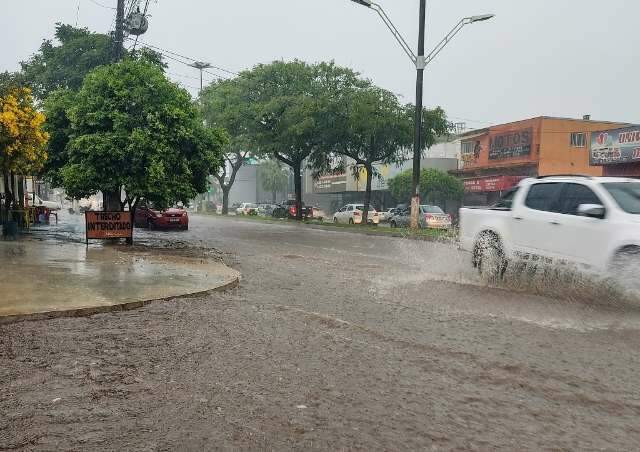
[411,0,426,228]
[189,61,212,93]
[348,0,494,228]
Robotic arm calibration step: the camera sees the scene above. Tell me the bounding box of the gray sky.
[2,0,640,128]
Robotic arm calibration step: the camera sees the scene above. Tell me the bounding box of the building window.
[570,132,586,147]
[461,141,474,155]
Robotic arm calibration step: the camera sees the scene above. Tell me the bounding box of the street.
[2,214,640,450]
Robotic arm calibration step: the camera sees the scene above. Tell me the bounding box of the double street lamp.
[350,0,494,227]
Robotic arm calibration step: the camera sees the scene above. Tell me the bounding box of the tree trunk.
[103,190,121,212]
[222,187,230,215]
[2,169,11,224]
[293,161,302,221]
[272,190,277,204]
[362,163,373,227]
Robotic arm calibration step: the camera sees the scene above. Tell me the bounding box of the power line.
[88,0,116,9]
[126,39,231,80]
[131,38,239,76]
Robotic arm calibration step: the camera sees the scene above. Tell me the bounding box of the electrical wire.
[88,0,116,9]
[131,39,239,76]
[125,38,231,80]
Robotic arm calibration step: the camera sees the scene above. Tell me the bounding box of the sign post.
[85,211,133,245]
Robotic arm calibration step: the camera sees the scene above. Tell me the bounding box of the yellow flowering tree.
[0,87,49,220]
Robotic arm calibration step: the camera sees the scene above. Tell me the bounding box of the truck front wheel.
[474,233,507,282]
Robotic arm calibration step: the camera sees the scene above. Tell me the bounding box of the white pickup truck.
[459,176,640,279]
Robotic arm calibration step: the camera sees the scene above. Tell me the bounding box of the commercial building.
[456,116,630,205]
[303,139,460,215]
[589,125,640,176]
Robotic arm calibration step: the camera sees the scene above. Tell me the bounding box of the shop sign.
[85,211,133,243]
[313,173,347,193]
[464,175,526,193]
[590,126,640,165]
[489,128,533,160]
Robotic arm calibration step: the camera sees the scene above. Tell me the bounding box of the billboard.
[313,173,347,193]
[85,211,133,242]
[489,128,533,160]
[590,126,640,165]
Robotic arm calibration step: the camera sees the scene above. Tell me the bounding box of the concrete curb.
[0,275,240,326]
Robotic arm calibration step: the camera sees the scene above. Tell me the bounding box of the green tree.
[246,60,365,220]
[318,85,412,225]
[200,78,254,214]
[260,159,289,203]
[52,59,224,214]
[388,168,463,209]
[20,23,165,101]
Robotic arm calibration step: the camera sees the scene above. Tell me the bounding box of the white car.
[26,193,61,210]
[236,203,257,215]
[333,204,380,225]
[459,176,640,278]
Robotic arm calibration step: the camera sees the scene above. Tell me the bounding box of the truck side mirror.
[577,203,605,219]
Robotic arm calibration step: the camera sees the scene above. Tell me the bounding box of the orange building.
[456,116,630,205]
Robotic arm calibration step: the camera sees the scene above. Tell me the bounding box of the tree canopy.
[21,23,164,101]
[388,168,464,207]
[260,159,289,203]
[0,86,49,217]
[48,59,225,210]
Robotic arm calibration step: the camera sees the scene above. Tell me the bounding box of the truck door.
[510,182,564,259]
[550,183,610,267]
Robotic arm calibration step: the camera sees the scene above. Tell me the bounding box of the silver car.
[389,205,452,229]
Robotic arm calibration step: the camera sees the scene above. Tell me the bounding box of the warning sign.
[85,211,133,242]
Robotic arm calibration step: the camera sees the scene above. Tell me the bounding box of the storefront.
[463,175,528,206]
[590,125,640,177]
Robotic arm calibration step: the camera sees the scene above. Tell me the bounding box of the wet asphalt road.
[2,214,640,450]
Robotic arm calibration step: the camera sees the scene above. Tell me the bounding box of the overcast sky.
[2,0,640,128]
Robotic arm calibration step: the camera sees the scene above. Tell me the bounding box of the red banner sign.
[464,176,526,193]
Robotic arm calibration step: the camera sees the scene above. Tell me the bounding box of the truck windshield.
[603,182,640,214]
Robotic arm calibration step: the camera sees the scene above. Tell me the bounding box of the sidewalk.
[0,231,239,322]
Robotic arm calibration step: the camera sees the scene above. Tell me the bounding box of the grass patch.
[198,212,456,241]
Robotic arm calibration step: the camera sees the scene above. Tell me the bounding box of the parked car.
[378,207,398,223]
[134,204,189,230]
[459,176,640,280]
[272,200,313,219]
[236,203,258,216]
[25,193,61,210]
[389,205,452,229]
[333,204,380,225]
[257,203,278,216]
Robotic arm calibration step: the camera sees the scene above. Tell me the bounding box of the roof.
[456,116,635,140]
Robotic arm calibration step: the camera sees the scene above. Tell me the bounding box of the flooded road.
[2,214,640,450]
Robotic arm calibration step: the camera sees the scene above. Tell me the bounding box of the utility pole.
[410,0,427,229]
[102,0,126,213]
[113,0,125,62]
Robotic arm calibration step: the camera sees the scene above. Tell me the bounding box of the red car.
[134,205,189,230]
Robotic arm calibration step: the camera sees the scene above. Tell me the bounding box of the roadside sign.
[85,211,133,244]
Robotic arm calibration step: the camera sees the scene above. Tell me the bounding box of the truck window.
[556,183,602,215]
[492,188,518,210]
[524,183,563,212]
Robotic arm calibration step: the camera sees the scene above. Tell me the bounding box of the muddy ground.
[2,214,640,450]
